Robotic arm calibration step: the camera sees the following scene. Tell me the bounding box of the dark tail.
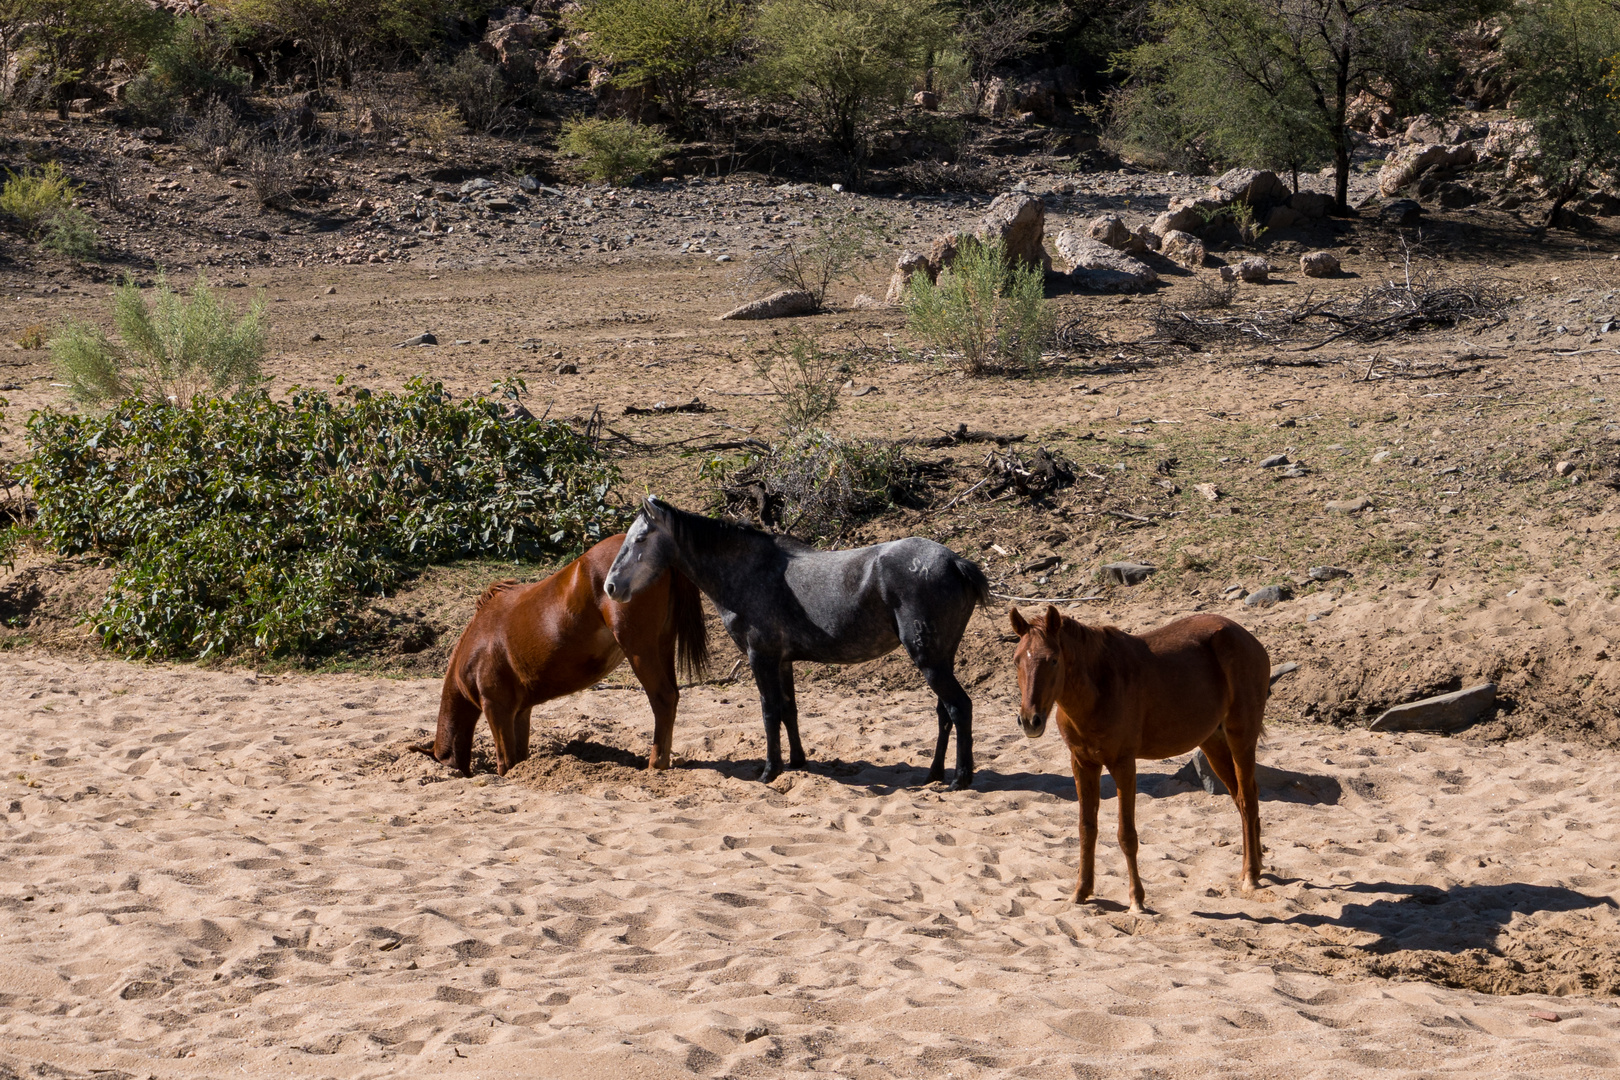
[670,569,711,682]
[952,556,994,611]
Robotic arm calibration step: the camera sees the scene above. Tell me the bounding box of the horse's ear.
[643,495,669,525]
[1043,605,1063,638]
[1008,606,1029,637]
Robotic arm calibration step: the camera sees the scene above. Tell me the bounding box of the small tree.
[557,117,674,183]
[50,273,266,406]
[228,0,458,89]
[15,0,165,119]
[1122,0,1482,211]
[1506,0,1620,227]
[744,212,881,309]
[571,0,742,129]
[746,0,952,172]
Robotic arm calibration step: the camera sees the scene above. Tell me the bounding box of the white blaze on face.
[605,514,661,601]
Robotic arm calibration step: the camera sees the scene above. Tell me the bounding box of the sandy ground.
[4,648,1619,1079]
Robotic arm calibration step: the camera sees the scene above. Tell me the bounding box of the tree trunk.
[1332,57,1351,213]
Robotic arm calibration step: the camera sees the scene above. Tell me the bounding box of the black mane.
[654,499,815,553]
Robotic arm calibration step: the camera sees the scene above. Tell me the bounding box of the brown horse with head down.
[1009,607,1269,912]
[413,534,709,776]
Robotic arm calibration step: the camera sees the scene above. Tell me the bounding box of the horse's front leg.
[778,660,806,771]
[747,650,791,782]
[1109,757,1146,912]
[1072,756,1101,903]
[920,664,973,790]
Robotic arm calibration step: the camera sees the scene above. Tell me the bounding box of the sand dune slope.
[2,651,1618,1079]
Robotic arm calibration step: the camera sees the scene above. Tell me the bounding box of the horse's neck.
[668,517,773,615]
[1060,619,1112,712]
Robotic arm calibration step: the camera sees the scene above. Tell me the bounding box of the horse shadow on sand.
[1194,879,1618,955]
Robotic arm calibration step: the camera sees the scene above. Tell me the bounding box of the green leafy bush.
[571,0,742,127]
[50,273,265,406]
[125,15,249,125]
[0,162,79,235]
[557,117,673,183]
[40,204,98,258]
[706,428,911,540]
[22,379,623,658]
[903,237,1052,375]
[425,49,517,134]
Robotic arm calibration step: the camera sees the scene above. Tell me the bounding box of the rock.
[1381,199,1424,227]
[484,198,518,212]
[1159,230,1205,269]
[1259,454,1289,468]
[1218,265,1238,282]
[717,289,818,321]
[1175,750,1300,795]
[1325,497,1372,513]
[1244,585,1289,608]
[397,332,437,347]
[1434,181,1481,209]
[1153,196,1224,236]
[1129,225,1159,254]
[913,90,939,110]
[322,286,337,295]
[1054,232,1158,292]
[1377,143,1476,197]
[885,249,931,304]
[926,232,965,277]
[1289,191,1332,219]
[542,39,590,88]
[1235,257,1269,283]
[1088,214,1132,249]
[979,193,1052,272]
[1307,566,1352,581]
[1404,114,1447,144]
[743,1022,769,1043]
[1346,91,1396,135]
[1099,562,1155,585]
[1269,661,1299,685]
[240,229,271,243]
[1266,206,1307,231]
[555,361,578,374]
[1210,168,1287,208]
[1193,482,1219,501]
[459,177,497,195]
[1554,460,1577,476]
[1369,683,1497,733]
[1300,251,1340,278]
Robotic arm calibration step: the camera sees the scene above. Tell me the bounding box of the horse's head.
[1009,604,1064,739]
[604,496,678,603]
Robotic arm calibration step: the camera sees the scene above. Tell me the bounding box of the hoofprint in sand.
[2,651,1618,1079]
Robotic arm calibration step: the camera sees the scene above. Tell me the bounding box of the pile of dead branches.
[1150,277,1510,351]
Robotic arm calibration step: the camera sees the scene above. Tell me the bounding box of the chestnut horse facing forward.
[413,534,709,776]
[1010,607,1269,911]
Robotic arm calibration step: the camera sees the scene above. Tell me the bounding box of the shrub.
[126,15,249,126]
[0,162,79,236]
[40,204,98,258]
[22,379,623,658]
[557,117,673,183]
[744,212,881,309]
[752,330,844,432]
[50,273,266,406]
[15,0,167,118]
[571,0,742,128]
[425,50,517,134]
[903,238,1052,374]
[745,0,952,169]
[707,428,910,540]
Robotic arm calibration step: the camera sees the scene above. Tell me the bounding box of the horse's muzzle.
[1018,714,1047,739]
[604,579,619,599]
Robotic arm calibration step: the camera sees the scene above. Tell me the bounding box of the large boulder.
[718,289,818,320]
[1266,205,1307,231]
[1054,232,1157,292]
[1159,229,1205,269]
[885,250,931,304]
[926,232,967,277]
[1088,214,1132,249]
[542,39,591,88]
[1377,143,1476,197]
[978,193,1052,272]
[1210,168,1288,208]
[1152,196,1223,236]
[1299,251,1340,277]
[1289,190,1332,219]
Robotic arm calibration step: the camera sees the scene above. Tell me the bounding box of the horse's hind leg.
[1108,756,1147,912]
[747,651,803,782]
[919,665,973,790]
[1200,734,1262,893]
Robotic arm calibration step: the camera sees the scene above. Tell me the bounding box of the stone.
[1219,265,1238,283]
[1194,482,1219,501]
[542,39,590,88]
[1088,214,1132,250]
[979,193,1052,272]
[1307,566,1352,581]
[1270,661,1299,685]
[926,232,965,277]
[1325,497,1372,513]
[717,289,818,321]
[913,91,939,110]
[1369,683,1497,733]
[1244,585,1289,608]
[459,177,497,195]
[1435,181,1481,209]
[1260,454,1289,468]
[1153,196,1223,236]
[1159,230,1205,269]
[1265,206,1307,231]
[1099,562,1155,585]
[1404,114,1447,144]
[1382,199,1424,228]
[484,198,518,212]
[397,332,437,347]
[555,361,578,374]
[1054,232,1158,292]
[1175,750,1299,795]
[1129,225,1159,254]
[885,250,931,304]
[1300,251,1340,277]
[1377,143,1476,197]
[1554,460,1577,476]
[1289,191,1332,219]
[1235,257,1269,283]
[1210,168,1287,208]
[1346,91,1396,135]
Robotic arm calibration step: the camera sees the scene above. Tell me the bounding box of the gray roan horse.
[604,497,992,789]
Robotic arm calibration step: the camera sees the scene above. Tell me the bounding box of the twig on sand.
[994,591,1105,604]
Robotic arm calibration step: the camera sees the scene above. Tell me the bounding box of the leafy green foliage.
[40,204,97,258]
[22,379,622,658]
[557,117,674,183]
[12,0,166,117]
[1506,0,1620,224]
[571,0,742,127]
[0,162,79,235]
[424,49,518,133]
[125,14,249,124]
[745,0,952,167]
[50,273,265,406]
[229,0,465,88]
[903,238,1052,375]
[707,428,911,540]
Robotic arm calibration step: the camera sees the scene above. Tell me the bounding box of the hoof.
[945,773,974,792]
[757,763,782,783]
[924,768,946,784]
[1070,885,1093,904]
